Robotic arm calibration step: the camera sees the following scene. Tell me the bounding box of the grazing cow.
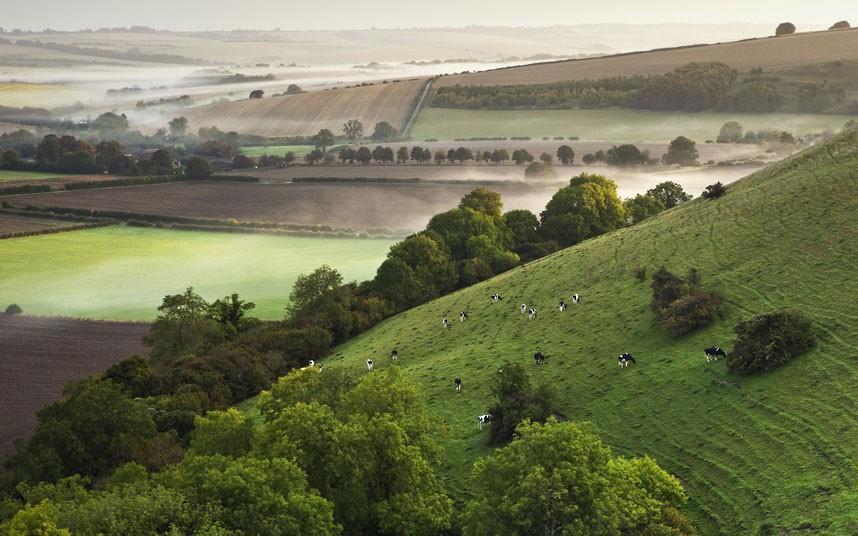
[571,294,580,305]
[454,377,462,392]
[477,414,492,430]
[366,359,374,371]
[528,307,538,320]
[391,349,399,361]
[490,293,503,303]
[318,363,324,372]
[618,353,636,368]
[534,351,545,366]
[559,300,566,312]
[520,303,527,314]
[459,311,469,322]
[442,318,450,328]
[704,346,727,363]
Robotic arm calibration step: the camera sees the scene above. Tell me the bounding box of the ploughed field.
[181,78,426,137]
[0,316,150,458]
[0,213,84,237]
[436,27,858,86]
[306,130,858,533]
[0,226,395,320]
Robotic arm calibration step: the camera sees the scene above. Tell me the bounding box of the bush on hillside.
[651,267,720,335]
[487,363,559,445]
[775,22,796,36]
[701,182,727,199]
[829,20,850,30]
[727,310,816,374]
[4,303,22,315]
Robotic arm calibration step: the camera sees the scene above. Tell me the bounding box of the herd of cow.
[332,291,729,431]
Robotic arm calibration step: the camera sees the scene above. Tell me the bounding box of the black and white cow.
[366,359,374,371]
[490,293,503,303]
[391,349,399,361]
[559,300,566,312]
[301,360,316,370]
[318,363,324,372]
[520,303,528,314]
[618,353,636,368]
[477,413,492,430]
[704,346,727,363]
[571,294,580,305]
[459,311,469,322]
[442,318,450,328]
[454,377,462,392]
[534,351,545,366]
[528,307,538,320]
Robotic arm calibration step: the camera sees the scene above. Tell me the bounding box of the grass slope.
[322,131,858,534]
[0,226,394,320]
[412,108,855,142]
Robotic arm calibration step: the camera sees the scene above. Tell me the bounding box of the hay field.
[181,78,425,136]
[436,28,858,86]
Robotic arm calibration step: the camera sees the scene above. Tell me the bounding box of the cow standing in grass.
[559,300,566,312]
[391,349,399,361]
[477,414,492,430]
[534,352,545,366]
[520,303,527,314]
[459,311,469,322]
[366,359,374,371]
[491,293,503,303]
[618,353,636,368]
[528,307,538,320]
[443,318,449,329]
[455,377,462,392]
[704,346,727,363]
[571,294,580,304]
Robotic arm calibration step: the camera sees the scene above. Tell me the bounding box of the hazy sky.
[1,0,854,31]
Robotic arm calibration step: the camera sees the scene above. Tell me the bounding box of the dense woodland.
[432,61,855,114]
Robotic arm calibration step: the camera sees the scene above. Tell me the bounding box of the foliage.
[4,304,22,315]
[633,62,737,111]
[524,161,556,180]
[342,119,363,141]
[556,144,575,164]
[92,112,129,132]
[775,22,796,36]
[462,419,693,535]
[651,267,720,335]
[624,194,666,224]
[701,182,727,199]
[727,310,816,374]
[185,157,212,179]
[662,136,699,166]
[717,121,744,143]
[231,154,256,169]
[312,129,336,152]
[648,181,692,208]
[724,81,784,113]
[539,173,627,247]
[486,363,558,445]
[371,121,399,141]
[605,144,650,166]
[168,116,188,137]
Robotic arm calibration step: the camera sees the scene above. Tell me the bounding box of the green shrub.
[524,161,556,180]
[4,303,23,315]
[658,291,721,335]
[727,310,815,374]
[701,182,727,199]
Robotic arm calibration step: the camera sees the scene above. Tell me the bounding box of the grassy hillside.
[318,130,858,534]
[437,28,858,86]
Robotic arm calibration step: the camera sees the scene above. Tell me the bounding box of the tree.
[144,287,226,361]
[504,209,540,248]
[57,151,96,174]
[775,22,796,36]
[232,154,256,169]
[188,409,254,458]
[717,121,744,143]
[338,146,356,163]
[1,148,21,167]
[462,419,693,536]
[434,150,445,165]
[355,146,372,164]
[312,129,335,152]
[384,233,457,298]
[662,136,699,166]
[459,187,503,219]
[539,152,553,164]
[5,303,23,315]
[286,265,343,319]
[511,149,534,165]
[624,194,666,224]
[727,310,816,374]
[486,363,557,445]
[208,293,256,332]
[185,157,211,179]
[168,116,188,137]
[701,182,727,199]
[556,145,575,164]
[605,144,648,166]
[342,119,363,142]
[371,121,398,141]
[396,146,409,163]
[286,84,304,94]
[491,149,509,164]
[829,20,851,30]
[647,181,692,208]
[304,149,324,165]
[36,135,63,164]
[524,161,556,180]
[539,173,627,247]
[150,148,173,170]
[92,112,129,132]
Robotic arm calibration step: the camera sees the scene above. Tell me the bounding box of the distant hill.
[437,28,858,86]
[318,130,858,534]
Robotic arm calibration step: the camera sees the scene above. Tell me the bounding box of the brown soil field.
[0,213,79,236]
[181,78,426,137]
[9,163,755,233]
[0,174,125,190]
[437,28,858,86]
[0,316,150,458]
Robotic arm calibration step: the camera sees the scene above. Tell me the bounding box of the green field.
[293,131,858,533]
[0,170,63,182]
[0,226,394,320]
[239,144,316,157]
[412,107,856,142]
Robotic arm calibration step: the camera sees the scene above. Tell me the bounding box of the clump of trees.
[717,121,744,143]
[651,267,721,335]
[486,363,558,445]
[829,20,851,30]
[701,182,727,200]
[662,136,699,166]
[539,173,627,247]
[462,419,694,535]
[727,310,815,374]
[524,161,556,180]
[775,22,797,36]
[624,181,692,224]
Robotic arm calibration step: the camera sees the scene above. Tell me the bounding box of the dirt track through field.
[0,316,150,458]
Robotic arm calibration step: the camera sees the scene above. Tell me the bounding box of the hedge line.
[0,184,52,196]
[0,221,113,240]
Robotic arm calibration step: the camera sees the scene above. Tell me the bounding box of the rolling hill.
[312,130,858,534]
[180,78,426,137]
[436,28,858,86]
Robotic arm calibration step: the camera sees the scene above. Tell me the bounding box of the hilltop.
[317,130,858,534]
[437,28,858,86]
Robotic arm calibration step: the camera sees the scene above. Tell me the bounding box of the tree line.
[432,61,852,114]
